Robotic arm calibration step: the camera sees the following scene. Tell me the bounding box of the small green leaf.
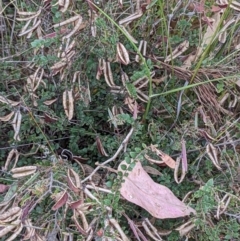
[130,152,137,158]
[120,164,127,170]
[125,156,131,164]
[105,181,113,188]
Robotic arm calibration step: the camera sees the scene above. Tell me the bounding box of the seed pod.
[96,136,108,157]
[53,15,80,28]
[11,166,37,178]
[43,98,58,105]
[60,0,70,12]
[52,190,68,211]
[117,42,130,65]
[18,19,41,37]
[63,15,83,39]
[206,143,222,170]
[0,219,21,238]
[67,168,81,193]
[0,209,22,223]
[103,60,116,87]
[16,9,41,21]
[63,89,74,120]
[4,149,19,171]
[23,219,35,240]
[11,110,22,141]
[174,157,186,184]
[0,112,14,122]
[0,96,20,106]
[5,222,23,241]
[0,207,21,221]
[17,10,37,16]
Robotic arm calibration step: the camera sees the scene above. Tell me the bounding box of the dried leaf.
[119,161,196,219]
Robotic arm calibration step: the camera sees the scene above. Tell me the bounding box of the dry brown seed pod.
[18,19,41,37]
[106,62,115,86]
[53,15,80,28]
[16,9,41,21]
[0,209,22,223]
[117,42,130,65]
[67,89,74,120]
[0,112,14,122]
[165,40,189,62]
[5,222,23,241]
[67,168,81,193]
[11,166,37,174]
[0,207,21,221]
[96,136,109,157]
[0,96,20,106]
[0,219,21,238]
[52,191,68,211]
[4,149,19,171]
[63,15,83,39]
[206,143,222,170]
[43,98,58,105]
[11,166,37,178]
[60,0,70,12]
[17,11,37,16]
[63,89,74,120]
